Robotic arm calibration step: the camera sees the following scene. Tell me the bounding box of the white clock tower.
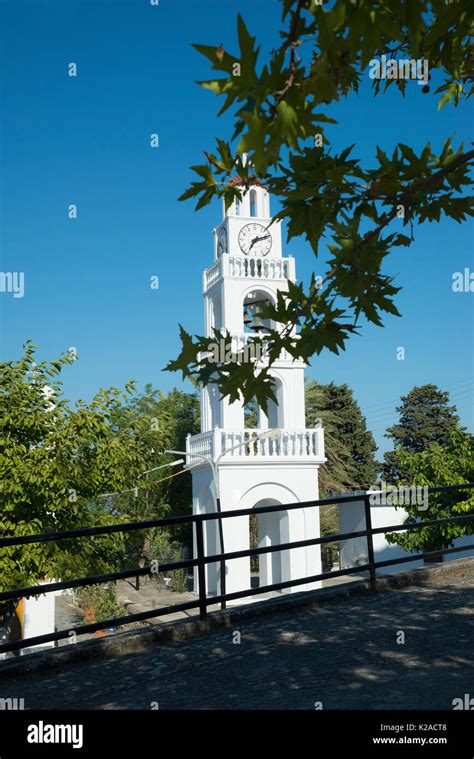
[186,179,326,600]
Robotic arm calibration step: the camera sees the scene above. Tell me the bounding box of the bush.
[75,584,126,624]
[147,529,190,592]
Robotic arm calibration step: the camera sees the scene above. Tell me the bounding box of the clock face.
[238,223,272,256]
[217,226,227,256]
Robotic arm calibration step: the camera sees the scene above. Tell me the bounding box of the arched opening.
[249,189,257,217]
[241,376,283,433]
[249,512,259,586]
[244,397,259,428]
[263,191,269,217]
[266,376,284,428]
[209,384,221,429]
[235,199,241,216]
[251,499,289,591]
[243,289,273,334]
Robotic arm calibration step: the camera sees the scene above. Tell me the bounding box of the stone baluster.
[263,435,269,456]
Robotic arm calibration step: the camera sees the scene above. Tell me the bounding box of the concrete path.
[1,573,472,710]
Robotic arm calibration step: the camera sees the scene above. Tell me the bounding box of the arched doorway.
[250,499,290,591]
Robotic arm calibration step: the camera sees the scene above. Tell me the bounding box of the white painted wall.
[339,496,474,574]
[192,460,322,600]
[22,586,56,653]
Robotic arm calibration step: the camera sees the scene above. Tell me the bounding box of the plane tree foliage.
[167,0,474,412]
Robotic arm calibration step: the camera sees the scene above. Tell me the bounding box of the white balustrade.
[204,259,221,289]
[186,430,215,463]
[219,428,323,460]
[187,427,324,463]
[228,255,290,280]
[204,255,293,290]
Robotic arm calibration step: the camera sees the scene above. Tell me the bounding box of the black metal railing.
[0,483,473,655]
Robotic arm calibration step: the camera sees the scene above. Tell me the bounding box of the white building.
[339,491,474,574]
[186,180,326,600]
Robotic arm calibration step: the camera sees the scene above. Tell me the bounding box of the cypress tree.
[383,384,461,482]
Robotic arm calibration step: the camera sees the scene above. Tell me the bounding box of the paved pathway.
[54,573,361,645]
[1,576,472,710]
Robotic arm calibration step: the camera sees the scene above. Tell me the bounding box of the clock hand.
[249,234,271,250]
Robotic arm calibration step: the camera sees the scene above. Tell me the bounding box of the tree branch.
[271,0,307,110]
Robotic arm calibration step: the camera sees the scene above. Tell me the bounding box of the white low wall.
[339,496,473,575]
[21,584,56,654]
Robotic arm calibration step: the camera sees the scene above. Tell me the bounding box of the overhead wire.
[360,376,474,415]
[95,458,199,500]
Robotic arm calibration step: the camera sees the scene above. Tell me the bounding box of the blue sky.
[0,0,472,455]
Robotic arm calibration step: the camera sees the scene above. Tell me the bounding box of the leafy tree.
[153,387,200,527]
[0,342,168,593]
[382,384,461,481]
[306,379,377,538]
[110,385,200,546]
[385,429,474,554]
[306,379,378,495]
[167,0,474,411]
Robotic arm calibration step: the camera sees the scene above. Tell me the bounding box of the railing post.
[195,518,208,622]
[364,495,377,591]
